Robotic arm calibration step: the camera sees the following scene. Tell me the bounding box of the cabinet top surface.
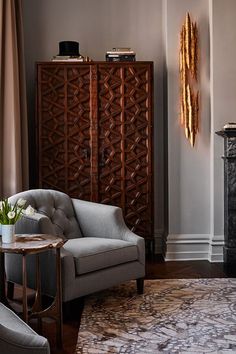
[216,130,236,138]
[36,61,153,65]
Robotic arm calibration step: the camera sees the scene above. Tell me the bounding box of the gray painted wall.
[22,0,236,253]
[166,0,211,235]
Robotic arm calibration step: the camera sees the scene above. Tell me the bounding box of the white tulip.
[24,205,35,216]
[0,201,3,210]
[17,198,27,207]
[7,211,15,219]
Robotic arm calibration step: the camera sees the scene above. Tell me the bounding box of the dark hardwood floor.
[14,257,227,354]
[146,255,226,279]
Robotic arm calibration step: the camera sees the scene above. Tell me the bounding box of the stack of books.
[106,48,136,62]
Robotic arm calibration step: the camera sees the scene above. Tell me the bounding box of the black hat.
[58,41,80,56]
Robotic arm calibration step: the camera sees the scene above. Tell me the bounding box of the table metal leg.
[31,254,42,333]
[22,254,28,323]
[56,247,63,348]
[0,253,16,309]
[0,253,6,304]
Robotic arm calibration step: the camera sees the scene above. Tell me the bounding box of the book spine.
[112,47,131,51]
[106,51,135,55]
[106,56,136,62]
[106,54,135,58]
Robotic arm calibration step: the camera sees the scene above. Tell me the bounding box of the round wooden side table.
[0,234,66,348]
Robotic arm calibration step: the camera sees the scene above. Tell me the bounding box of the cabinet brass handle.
[83,148,90,160]
[99,148,106,167]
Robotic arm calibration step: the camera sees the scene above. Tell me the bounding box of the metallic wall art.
[179,12,199,147]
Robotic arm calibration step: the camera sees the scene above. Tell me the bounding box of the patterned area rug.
[76,279,236,353]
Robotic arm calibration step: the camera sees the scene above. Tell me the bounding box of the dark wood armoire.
[36,61,154,243]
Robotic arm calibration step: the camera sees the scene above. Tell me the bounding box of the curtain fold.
[0,0,29,198]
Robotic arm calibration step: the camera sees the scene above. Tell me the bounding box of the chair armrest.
[72,199,129,238]
[122,230,145,265]
[14,212,55,235]
[39,247,75,299]
[72,199,145,265]
[0,323,50,354]
[60,248,77,300]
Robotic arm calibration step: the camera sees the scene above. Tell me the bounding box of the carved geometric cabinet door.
[37,62,153,240]
[37,64,93,200]
[97,63,153,237]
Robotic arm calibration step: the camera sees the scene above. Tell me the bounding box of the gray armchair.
[0,302,50,354]
[6,189,145,304]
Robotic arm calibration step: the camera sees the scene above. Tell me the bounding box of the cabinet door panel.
[97,64,153,238]
[38,65,67,191]
[124,65,153,237]
[97,66,123,207]
[66,66,92,200]
[37,64,92,200]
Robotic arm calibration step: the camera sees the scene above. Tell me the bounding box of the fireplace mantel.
[216,129,236,275]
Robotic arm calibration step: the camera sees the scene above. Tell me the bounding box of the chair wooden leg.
[62,301,71,320]
[63,297,85,321]
[136,278,144,294]
[7,281,14,300]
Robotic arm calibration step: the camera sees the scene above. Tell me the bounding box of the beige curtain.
[0,0,28,198]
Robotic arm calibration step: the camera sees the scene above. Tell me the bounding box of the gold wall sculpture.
[179,12,199,147]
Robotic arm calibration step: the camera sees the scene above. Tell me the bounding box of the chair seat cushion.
[63,237,138,275]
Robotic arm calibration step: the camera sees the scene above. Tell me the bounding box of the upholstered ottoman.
[0,303,50,354]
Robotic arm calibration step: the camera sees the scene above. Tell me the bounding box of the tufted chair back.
[8,189,83,239]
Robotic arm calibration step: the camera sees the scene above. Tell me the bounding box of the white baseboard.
[208,235,224,262]
[165,234,224,262]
